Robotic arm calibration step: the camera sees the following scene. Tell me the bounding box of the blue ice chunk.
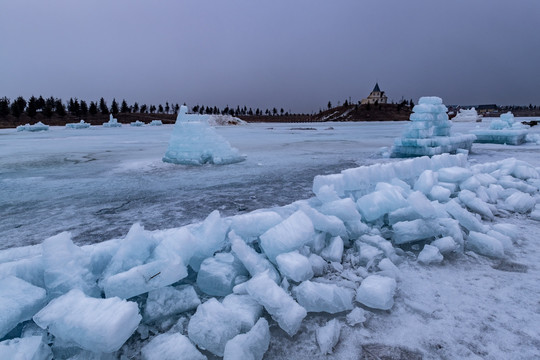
[230,232,280,283]
[187,298,243,356]
[467,231,504,258]
[230,211,282,240]
[33,289,141,353]
[320,236,344,263]
[222,294,263,332]
[0,276,47,339]
[197,253,248,296]
[275,251,313,282]
[316,319,341,355]
[143,285,200,323]
[356,183,408,222]
[355,275,396,310]
[141,333,206,360]
[189,210,229,271]
[293,281,354,314]
[259,210,315,263]
[0,336,52,360]
[223,318,270,360]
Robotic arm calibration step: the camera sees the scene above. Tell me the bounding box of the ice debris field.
[1,103,540,359]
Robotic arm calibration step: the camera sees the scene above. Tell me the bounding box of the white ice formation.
[391,96,476,157]
[130,120,145,127]
[162,105,246,165]
[103,114,122,127]
[1,152,540,358]
[16,122,49,132]
[470,112,528,145]
[65,120,91,129]
[149,120,163,126]
[451,107,482,122]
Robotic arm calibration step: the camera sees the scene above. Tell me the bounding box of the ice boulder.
[188,210,229,271]
[197,252,248,296]
[33,289,141,353]
[293,281,354,314]
[149,120,163,126]
[229,211,283,240]
[320,236,344,262]
[163,105,245,165]
[65,120,90,129]
[245,271,307,336]
[16,122,49,132]
[431,236,458,255]
[230,232,280,283]
[187,298,243,356]
[316,319,341,355]
[0,276,47,339]
[223,318,270,360]
[222,294,263,332]
[259,210,315,263]
[356,183,408,222]
[356,275,397,310]
[141,333,206,360]
[41,232,99,297]
[417,244,443,264]
[275,251,313,282]
[130,120,145,126]
[467,231,505,258]
[143,285,200,323]
[504,192,535,213]
[0,336,52,360]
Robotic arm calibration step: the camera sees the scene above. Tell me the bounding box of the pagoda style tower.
[361,83,388,105]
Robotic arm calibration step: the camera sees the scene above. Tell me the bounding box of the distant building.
[361,83,388,105]
[476,104,498,114]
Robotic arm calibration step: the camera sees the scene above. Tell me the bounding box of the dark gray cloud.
[1,0,539,113]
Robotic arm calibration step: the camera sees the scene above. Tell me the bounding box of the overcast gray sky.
[1,0,539,113]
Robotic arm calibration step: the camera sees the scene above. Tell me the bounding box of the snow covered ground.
[1,119,540,359]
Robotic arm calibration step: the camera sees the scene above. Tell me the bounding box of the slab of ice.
[187,298,243,356]
[504,192,535,213]
[308,254,327,276]
[197,252,248,296]
[445,199,488,233]
[102,255,188,299]
[103,114,121,127]
[418,244,443,264]
[0,336,52,360]
[293,280,354,314]
[275,251,313,282]
[392,219,441,244]
[163,105,245,165]
[320,236,344,262]
[222,294,263,332]
[188,210,229,271]
[130,120,145,126]
[149,120,163,126]
[33,289,141,353]
[143,285,200,322]
[230,233,280,283]
[414,169,437,195]
[244,272,307,336]
[431,236,458,254]
[223,318,270,360]
[41,232,99,297]
[470,112,528,145]
[467,231,505,258]
[346,307,368,326]
[229,211,282,240]
[259,210,315,263]
[0,276,47,339]
[316,319,341,355]
[357,184,408,222]
[356,275,397,310]
[458,190,494,220]
[141,333,206,360]
[299,205,347,237]
[16,122,49,132]
[66,120,90,129]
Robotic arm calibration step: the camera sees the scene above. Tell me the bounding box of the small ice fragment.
[355,275,397,310]
[346,307,367,326]
[316,319,341,355]
[417,244,443,264]
[223,318,270,360]
[141,333,206,360]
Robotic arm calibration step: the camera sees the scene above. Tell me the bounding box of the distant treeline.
[0,96,306,119]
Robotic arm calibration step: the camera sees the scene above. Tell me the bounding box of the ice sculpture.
[451,107,482,122]
[391,97,476,157]
[470,112,528,145]
[103,114,122,127]
[162,105,246,165]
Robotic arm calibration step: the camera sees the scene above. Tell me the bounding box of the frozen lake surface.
[2,119,540,359]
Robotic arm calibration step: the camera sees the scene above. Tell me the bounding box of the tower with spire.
[361,83,388,105]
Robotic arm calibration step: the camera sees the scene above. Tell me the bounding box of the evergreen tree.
[158,104,164,113]
[150,105,156,114]
[68,98,80,116]
[272,107,277,116]
[120,99,130,113]
[133,102,139,113]
[192,105,199,113]
[327,101,332,109]
[43,97,55,118]
[174,104,180,114]
[11,96,27,118]
[80,100,88,115]
[280,108,284,116]
[165,102,170,114]
[344,99,349,107]
[37,96,45,110]
[26,96,38,118]
[99,98,109,114]
[55,99,66,117]
[89,101,98,115]
[110,99,119,115]
[140,104,148,113]
[0,97,10,117]
[410,99,414,107]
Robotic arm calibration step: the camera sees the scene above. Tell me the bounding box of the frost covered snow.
[1,119,540,359]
